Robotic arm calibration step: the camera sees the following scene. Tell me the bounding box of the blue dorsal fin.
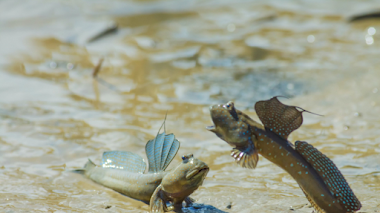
[160,134,174,169]
[102,151,146,174]
[161,137,179,171]
[145,115,180,173]
[295,141,361,212]
[153,132,166,171]
[255,97,303,140]
[146,132,165,173]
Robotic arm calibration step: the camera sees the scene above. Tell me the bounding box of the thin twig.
[92,57,104,77]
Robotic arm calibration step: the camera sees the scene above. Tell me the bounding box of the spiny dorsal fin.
[295,141,361,212]
[146,132,164,173]
[254,97,303,139]
[160,134,180,170]
[146,133,180,173]
[145,116,180,173]
[102,151,146,174]
[153,132,166,171]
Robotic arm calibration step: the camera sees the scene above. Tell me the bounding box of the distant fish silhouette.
[348,10,380,22]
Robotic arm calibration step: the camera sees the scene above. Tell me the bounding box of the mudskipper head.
[207,101,253,147]
[161,154,209,198]
[207,101,260,169]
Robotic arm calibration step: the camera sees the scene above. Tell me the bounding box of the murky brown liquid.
[1,0,380,212]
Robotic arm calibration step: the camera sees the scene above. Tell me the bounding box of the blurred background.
[0,0,380,212]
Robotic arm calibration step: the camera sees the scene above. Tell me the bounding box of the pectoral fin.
[231,141,259,169]
[150,185,167,213]
[184,197,195,207]
[255,97,304,140]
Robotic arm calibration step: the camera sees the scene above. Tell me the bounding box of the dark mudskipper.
[207,97,361,213]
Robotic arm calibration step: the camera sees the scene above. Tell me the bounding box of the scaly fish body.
[207,98,361,213]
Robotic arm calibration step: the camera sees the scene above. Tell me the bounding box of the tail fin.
[72,169,86,175]
[145,116,180,173]
[84,159,96,170]
[72,159,96,175]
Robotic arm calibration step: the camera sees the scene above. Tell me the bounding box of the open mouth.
[186,166,209,179]
[198,167,209,173]
[194,167,209,178]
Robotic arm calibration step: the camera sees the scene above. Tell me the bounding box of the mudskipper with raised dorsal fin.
[207,97,361,213]
[75,119,209,213]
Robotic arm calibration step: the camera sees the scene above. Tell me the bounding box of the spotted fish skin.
[296,141,361,212]
[207,97,361,213]
[208,101,262,168]
[254,128,347,213]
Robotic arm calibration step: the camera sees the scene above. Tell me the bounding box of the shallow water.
[1,0,380,212]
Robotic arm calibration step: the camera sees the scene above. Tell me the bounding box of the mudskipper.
[76,120,209,213]
[207,97,361,213]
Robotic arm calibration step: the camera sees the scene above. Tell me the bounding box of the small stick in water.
[92,57,120,92]
[93,57,104,77]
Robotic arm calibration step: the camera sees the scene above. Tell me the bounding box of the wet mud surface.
[1,0,380,212]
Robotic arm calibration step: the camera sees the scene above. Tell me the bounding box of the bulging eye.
[224,101,234,110]
[182,154,193,163]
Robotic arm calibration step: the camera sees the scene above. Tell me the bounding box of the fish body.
[83,160,165,202]
[77,127,209,213]
[207,98,361,213]
[255,129,344,212]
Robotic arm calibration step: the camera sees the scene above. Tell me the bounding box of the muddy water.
[1,0,380,212]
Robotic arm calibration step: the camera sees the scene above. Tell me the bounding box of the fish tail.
[72,168,85,175]
[72,159,96,175]
[84,158,96,170]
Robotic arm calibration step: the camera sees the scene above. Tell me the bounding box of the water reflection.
[368,27,376,35]
[365,26,377,45]
[307,35,315,43]
[365,34,374,45]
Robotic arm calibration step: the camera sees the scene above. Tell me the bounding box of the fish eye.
[182,154,193,163]
[224,101,234,110]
